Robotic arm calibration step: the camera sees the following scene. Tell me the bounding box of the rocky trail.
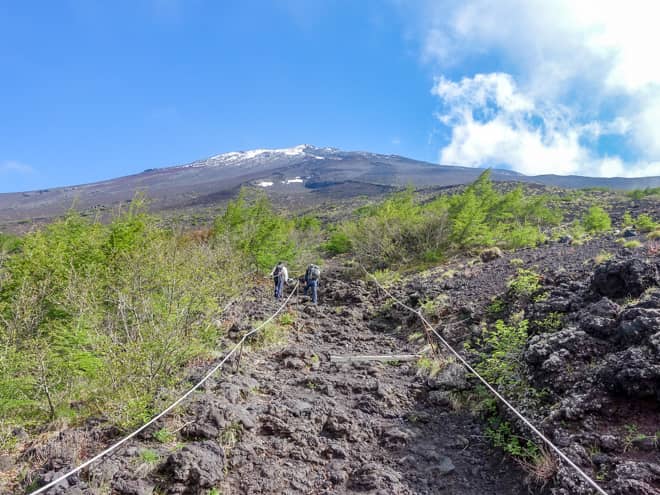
[19,269,528,495]
[214,274,526,494]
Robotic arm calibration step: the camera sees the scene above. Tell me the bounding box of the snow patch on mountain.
[179,145,338,170]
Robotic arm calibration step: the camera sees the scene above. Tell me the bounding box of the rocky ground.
[6,224,660,494]
[381,232,660,495]
[10,271,530,495]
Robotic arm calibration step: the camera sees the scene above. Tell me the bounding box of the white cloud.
[406,0,660,176]
[0,161,33,175]
[432,73,624,176]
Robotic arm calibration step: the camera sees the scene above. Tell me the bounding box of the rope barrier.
[363,268,608,495]
[29,282,299,495]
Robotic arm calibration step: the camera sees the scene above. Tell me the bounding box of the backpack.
[308,264,321,281]
[273,264,282,279]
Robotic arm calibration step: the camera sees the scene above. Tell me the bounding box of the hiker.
[304,263,321,304]
[270,261,288,300]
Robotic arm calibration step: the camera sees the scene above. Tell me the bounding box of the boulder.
[617,306,660,346]
[181,394,227,440]
[610,461,660,495]
[578,297,621,339]
[427,362,470,391]
[163,441,225,493]
[31,469,87,495]
[599,347,660,399]
[525,329,605,365]
[590,259,658,299]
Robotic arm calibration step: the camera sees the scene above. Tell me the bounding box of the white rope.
[364,269,608,495]
[29,282,299,495]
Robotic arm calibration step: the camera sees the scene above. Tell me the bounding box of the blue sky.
[2,1,660,192]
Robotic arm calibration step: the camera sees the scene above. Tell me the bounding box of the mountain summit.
[181,145,339,169]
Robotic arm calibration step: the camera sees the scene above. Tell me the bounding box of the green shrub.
[624,240,642,249]
[485,417,539,461]
[154,428,175,443]
[635,214,657,233]
[622,211,633,228]
[536,312,564,332]
[416,356,450,378]
[250,322,287,348]
[295,215,321,232]
[0,206,244,429]
[504,224,545,249]
[336,171,561,269]
[582,206,611,233]
[221,421,243,448]
[324,232,352,255]
[278,312,296,326]
[420,295,449,316]
[372,268,401,287]
[507,269,542,299]
[0,232,22,257]
[213,189,296,273]
[594,251,613,264]
[474,319,529,392]
[487,297,506,316]
[139,449,160,464]
[627,187,660,200]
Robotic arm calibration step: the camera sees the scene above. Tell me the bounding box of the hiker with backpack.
[270,261,288,300]
[304,263,321,304]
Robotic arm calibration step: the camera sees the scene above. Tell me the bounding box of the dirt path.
[18,270,528,495]
[212,273,527,494]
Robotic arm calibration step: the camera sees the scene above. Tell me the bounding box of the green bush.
[324,232,352,255]
[627,187,660,200]
[635,214,657,233]
[486,417,539,461]
[154,427,175,443]
[581,206,611,233]
[335,171,561,269]
[622,211,633,228]
[213,189,296,273]
[0,206,244,429]
[139,449,160,464]
[507,269,542,299]
[0,233,22,258]
[536,312,564,332]
[487,297,506,316]
[474,319,529,392]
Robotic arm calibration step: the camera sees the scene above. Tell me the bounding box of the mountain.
[1,144,659,227]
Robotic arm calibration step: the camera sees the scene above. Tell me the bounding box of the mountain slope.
[1,145,659,227]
